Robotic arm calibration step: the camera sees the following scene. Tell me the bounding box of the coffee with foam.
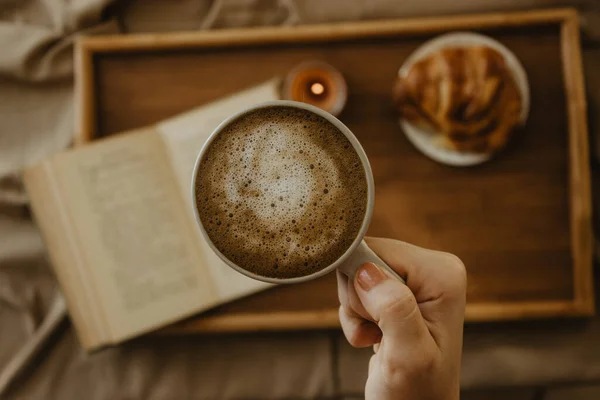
[194,106,368,279]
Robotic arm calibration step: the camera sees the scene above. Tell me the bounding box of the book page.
[49,129,219,347]
[158,80,279,300]
[24,164,99,349]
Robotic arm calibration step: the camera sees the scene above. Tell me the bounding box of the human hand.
[337,237,466,400]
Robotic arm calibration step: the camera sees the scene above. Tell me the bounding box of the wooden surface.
[561,17,595,314]
[75,8,594,332]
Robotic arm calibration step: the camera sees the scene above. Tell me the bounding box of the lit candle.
[310,82,325,96]
[281,61,348,116]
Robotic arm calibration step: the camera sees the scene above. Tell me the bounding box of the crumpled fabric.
[1,0,600,399]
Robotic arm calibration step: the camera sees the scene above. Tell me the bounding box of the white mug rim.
[191,100,374,284]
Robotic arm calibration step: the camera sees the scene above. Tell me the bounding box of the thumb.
[354,262,430,350]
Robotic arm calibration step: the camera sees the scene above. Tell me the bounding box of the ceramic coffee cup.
[191,100,404,284]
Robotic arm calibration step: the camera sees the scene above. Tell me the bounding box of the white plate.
[398,32,530,167]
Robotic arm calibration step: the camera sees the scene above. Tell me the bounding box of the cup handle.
[338,240,406,283]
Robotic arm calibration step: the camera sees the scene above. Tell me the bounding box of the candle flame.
[310,82,325,96]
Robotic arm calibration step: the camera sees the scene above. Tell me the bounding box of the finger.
[339,269,371,321]
[339,270,375,337]
[354,262,434,354]
[346,271,372,321]
[339,305,382,348]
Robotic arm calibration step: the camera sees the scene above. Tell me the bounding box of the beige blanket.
[1,0,600,398]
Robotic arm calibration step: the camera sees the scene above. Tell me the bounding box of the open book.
[24,80,280,350]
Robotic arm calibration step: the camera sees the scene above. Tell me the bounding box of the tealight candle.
[281,61,348,116]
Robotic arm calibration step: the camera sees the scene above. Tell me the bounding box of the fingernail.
[356,262,387,291]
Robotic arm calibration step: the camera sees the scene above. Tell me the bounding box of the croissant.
[393,46,523,154]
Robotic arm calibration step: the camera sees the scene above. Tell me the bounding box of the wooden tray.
[75,8,594,333]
